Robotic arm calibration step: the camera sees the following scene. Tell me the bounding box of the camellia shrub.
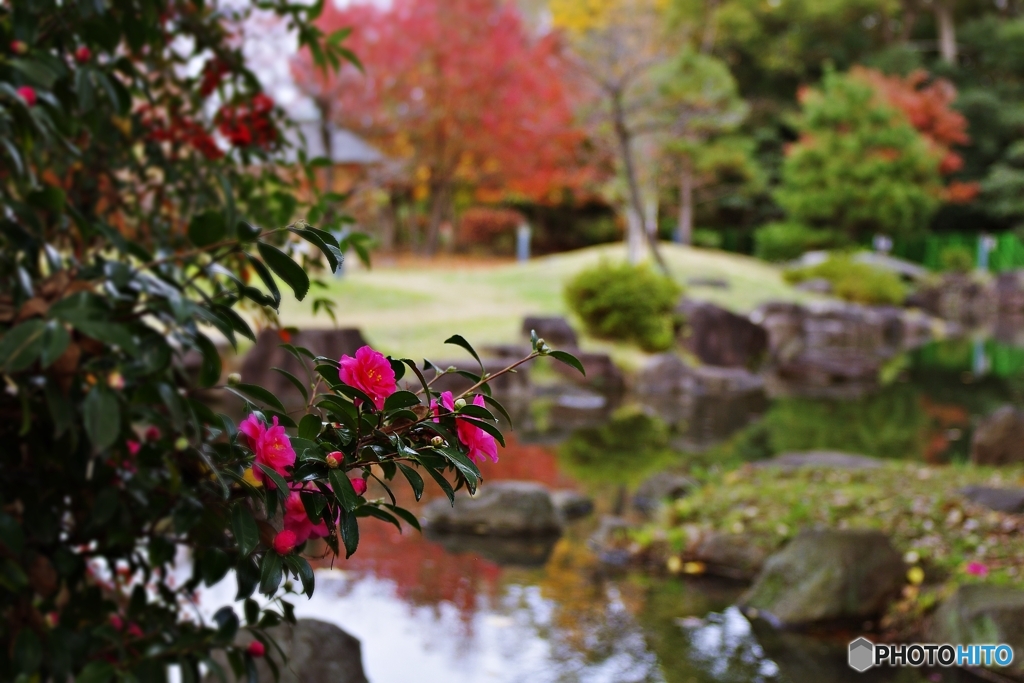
[0,1,582,681]
[564,261,682,352]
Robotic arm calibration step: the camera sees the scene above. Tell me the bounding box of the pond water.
[202,338,1024,682]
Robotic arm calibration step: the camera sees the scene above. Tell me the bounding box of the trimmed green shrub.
[753,221,848,262]
[784,254,907,305]
[693,229,723,249]
[940,245,975,273]
[565,262,682,351]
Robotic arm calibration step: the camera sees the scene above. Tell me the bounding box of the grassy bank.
[279,243,818,364]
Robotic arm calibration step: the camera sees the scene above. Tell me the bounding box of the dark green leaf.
[257,243,310,301]
[444,334,483,372]
[259,552,283,597]
[396,463,424,501]
[0,319,45,372]
[272,367,309,403]
[549,350,586,376]
[383,390,421,412]
[246,254,281,307]
[83,386,120,451]
[195,333,222,388]
[295,557,315,598]
[339,510,359,558]
[201,549,231,587]
[422,466,456,506]
[256,464,289,497]
[355,505,401,532]
[481,394,513,427]
[227,383,286,412]
[188,210,226,247]
[438,447,481,493]
[40,321,70,368]
[236,558,260,600]
[298,414,321,440]
[76,661,115,683]
[383,504,422,532]
[329,470,359,512]
[231,505,259,557]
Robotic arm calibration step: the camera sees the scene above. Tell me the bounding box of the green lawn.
[278,243,819,367]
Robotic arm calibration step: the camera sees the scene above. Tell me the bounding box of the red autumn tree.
[854,67,979,203]
[291,0,591,254]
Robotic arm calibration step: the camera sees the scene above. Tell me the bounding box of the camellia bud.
[325,451,342,468]
[430,435,444,447]
[17,86,36,107]
[273,529,296,555]
[247,640,265,658]
[174,436,189,451]
[350,477,367,496]
[74,46,91,63]
[454,398,467,410]
[107,371,125,390]
[10,40,28,55]
[227,372,241,385]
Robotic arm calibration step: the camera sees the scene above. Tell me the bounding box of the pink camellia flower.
[283,488,328,544]
[144,426,161,441]
[109,614,124,630]
[17,86,36,107]
[238,414,295,487]
[273,529,297,555]
[74,46,91,63]
[965,561,989,577]
[351,477,367,496]
[126,623,144,638]
[126,440,141,456]
[247,640,265,657]
[431,391,499,464]
[338,346,397,411]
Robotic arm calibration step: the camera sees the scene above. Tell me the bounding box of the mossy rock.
[927,584,1024,675]
[740,529,904,627]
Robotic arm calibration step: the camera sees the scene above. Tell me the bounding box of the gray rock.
[794,278,833,294]
[959,485,1024,513]
[692,532,771,580]
[740,530,905,627]
[971,405,1024,466]
[207,618,368,683]
[522,315,579,348]
[752,451,884,471]
[927,585,1024,676]
[906,273,996,326]
[634,354,764,397]
[633,474,696,514]
[241,329,367,411]
[551,489,594,521]
[588,515,635,566]
[423,480,561,536]
[686,277,730,289]
[676,298,768,369]
[997,271,1024,313]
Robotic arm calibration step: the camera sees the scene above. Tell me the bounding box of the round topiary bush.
[564,262,682,352]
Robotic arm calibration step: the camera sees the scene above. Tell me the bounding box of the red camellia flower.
[247,641,265,658]
[338,345,397,410]
[215,93,277,149]
[144,426,161,441]
[273,529,297,554]
[238,414,296,486]
[199,58,230,97]
[350,478,367,496]
[126,623,144,638]
[283,487,328,543]
[431,391,499,465]
[17,86,36,107]
[74,46,91,63]
[109,614,124,630]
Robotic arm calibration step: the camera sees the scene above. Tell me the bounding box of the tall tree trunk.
[626,205,644,264]
[676,155,694,245]
[424,181,449,257]
[934,0,957,65]
[612,95,670,275]
[380,190,398,252]
[899,0,917,42]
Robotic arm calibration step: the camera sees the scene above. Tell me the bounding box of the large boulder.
[997,271,1024,313]
[633,474,696,515]
[423,480,561,536]
[691,532,771,581]
[959,485,1024,513]
[740,530,905,627]
[206,618,368,683]
[551,489,594,521]
[676,299,768,369]
[240,329,368,411]
[634,354,764,396]
[971,405,1024,466]
[906,273,996,326]
[521,315,579,348]
[752,451,883,471]
[927,584,1024,677]
[550,349,624,392]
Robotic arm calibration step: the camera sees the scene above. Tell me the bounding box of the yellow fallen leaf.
[907,566,924,585]
[666,556,682,574]
[683,561,706,575]
[242,467,262,488]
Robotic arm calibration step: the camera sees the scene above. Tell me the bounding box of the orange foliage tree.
[854,67,978,203]
[291,0,591,254]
